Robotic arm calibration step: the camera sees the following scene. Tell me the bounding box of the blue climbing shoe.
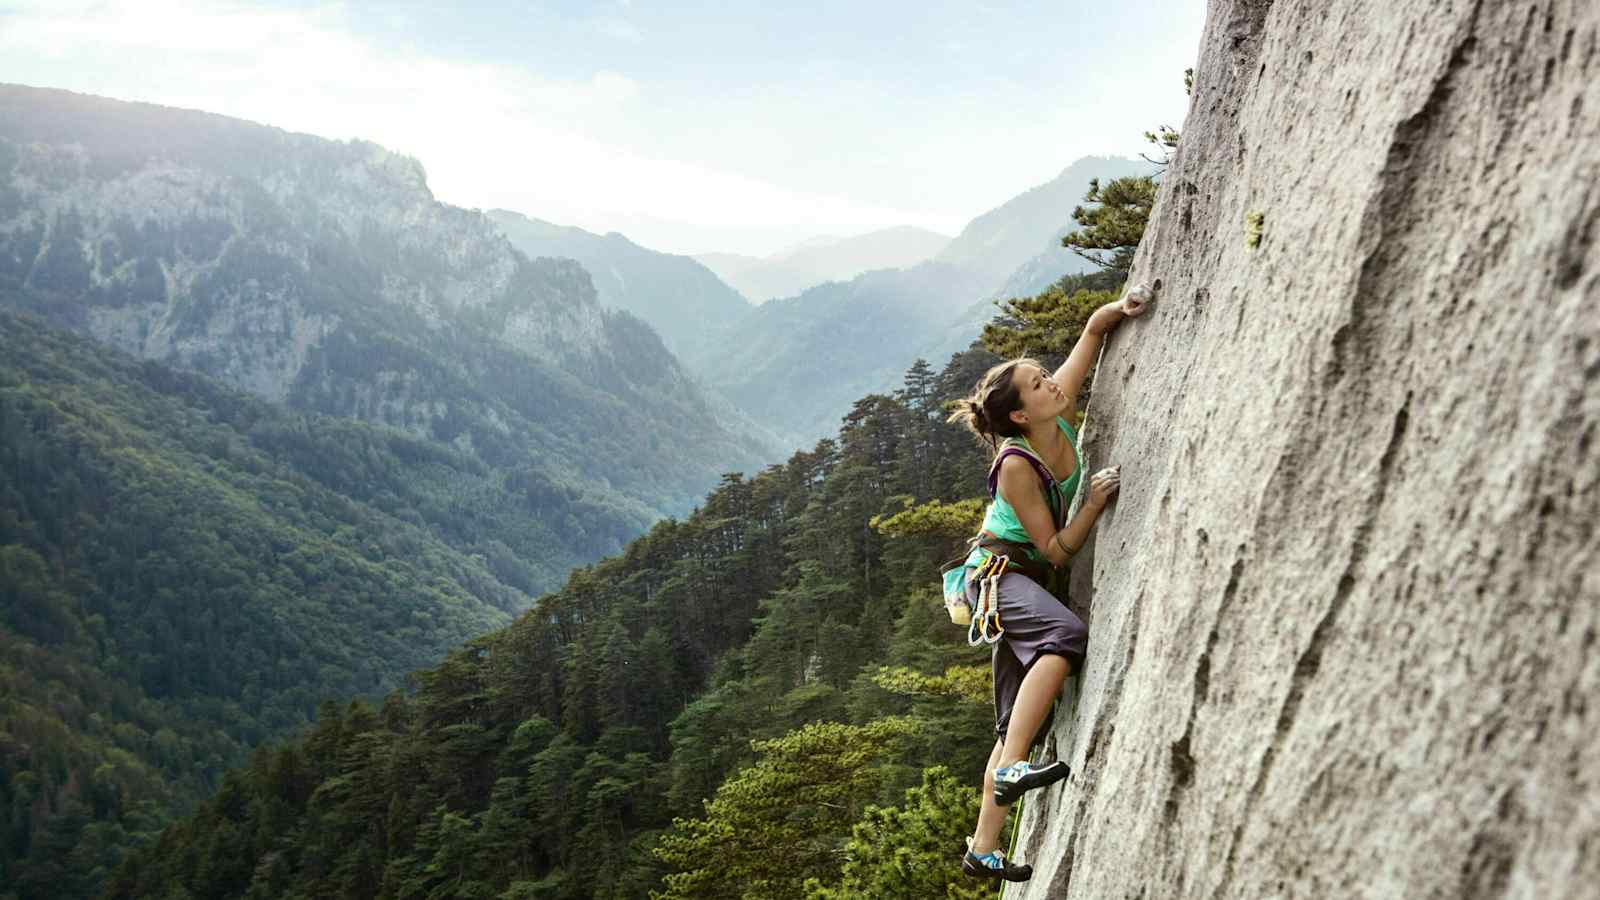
[993,759,1071,806]
[961,838,1032,882]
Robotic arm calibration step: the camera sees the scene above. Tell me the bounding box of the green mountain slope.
[0,311,570,896]
[100,345,1009,900]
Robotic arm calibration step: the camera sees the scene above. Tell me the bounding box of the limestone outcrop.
[1013,1,1600,896]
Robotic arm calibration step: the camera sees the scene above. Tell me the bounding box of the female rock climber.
[947,282,1153,882]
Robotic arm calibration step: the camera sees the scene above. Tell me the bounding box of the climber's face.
[1008,362,1069,428]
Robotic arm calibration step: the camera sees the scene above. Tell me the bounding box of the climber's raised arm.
[1050,280,1157,403]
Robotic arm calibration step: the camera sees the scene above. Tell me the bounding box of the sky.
[0,1,1207,256]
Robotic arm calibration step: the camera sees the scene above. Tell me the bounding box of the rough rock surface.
[1012,1,1600,897]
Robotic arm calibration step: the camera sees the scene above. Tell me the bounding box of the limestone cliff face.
[1012,1,1599,897]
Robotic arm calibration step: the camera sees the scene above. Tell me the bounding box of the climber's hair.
[946,357,1041,453]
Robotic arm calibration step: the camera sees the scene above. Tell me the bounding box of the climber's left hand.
[1118,279,1160,318]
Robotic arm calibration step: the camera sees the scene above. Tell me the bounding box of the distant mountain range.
[683,156,1157,446]
[695,225,951,304]
[0,82,1154,473]
[487,209,751,357]
[0,84,778,548]
[490,156,1153,452]
[934,155,1156,291]
[680,261,993,443]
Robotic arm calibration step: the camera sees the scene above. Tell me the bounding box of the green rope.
[996,742,1037,900]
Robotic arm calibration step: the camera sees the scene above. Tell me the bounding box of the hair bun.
[968,399,990,434]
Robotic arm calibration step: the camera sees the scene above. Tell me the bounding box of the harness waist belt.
[974,535,1054,588]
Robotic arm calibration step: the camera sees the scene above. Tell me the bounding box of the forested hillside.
[0,311,594,896]
[100,340,1040,900]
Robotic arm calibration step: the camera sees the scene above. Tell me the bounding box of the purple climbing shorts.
[966,571,1087,741]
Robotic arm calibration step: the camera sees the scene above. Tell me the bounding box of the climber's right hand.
[1086,466,1121,510]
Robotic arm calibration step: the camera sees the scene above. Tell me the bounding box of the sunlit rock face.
[1011,1,1599,897]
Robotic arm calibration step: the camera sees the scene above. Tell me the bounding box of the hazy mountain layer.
[486,208,751,358]
[695,225,950,303]
[682,260,991,445]
[683,158,1153,446]
[936,155,1154,288]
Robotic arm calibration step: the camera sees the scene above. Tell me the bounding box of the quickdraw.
[967,552,1010,646]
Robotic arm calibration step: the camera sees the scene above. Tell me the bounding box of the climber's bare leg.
[999,654,1070,767]
[970,738,1007,855]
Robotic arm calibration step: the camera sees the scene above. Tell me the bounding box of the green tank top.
[965,415,1082,568]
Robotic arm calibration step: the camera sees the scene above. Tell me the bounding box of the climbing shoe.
[993,759,1071,807]
[962,838,1033,882]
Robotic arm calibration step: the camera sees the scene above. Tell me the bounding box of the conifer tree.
[653,718,918,900]
[803,767,992,900]
[1062,175,1157,273]
[980,274,1121,362]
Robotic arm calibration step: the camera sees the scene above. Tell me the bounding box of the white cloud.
[588,15,642,44]
[0,1,1208,255]
[1,0,338,55]
[0,0,942,254]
